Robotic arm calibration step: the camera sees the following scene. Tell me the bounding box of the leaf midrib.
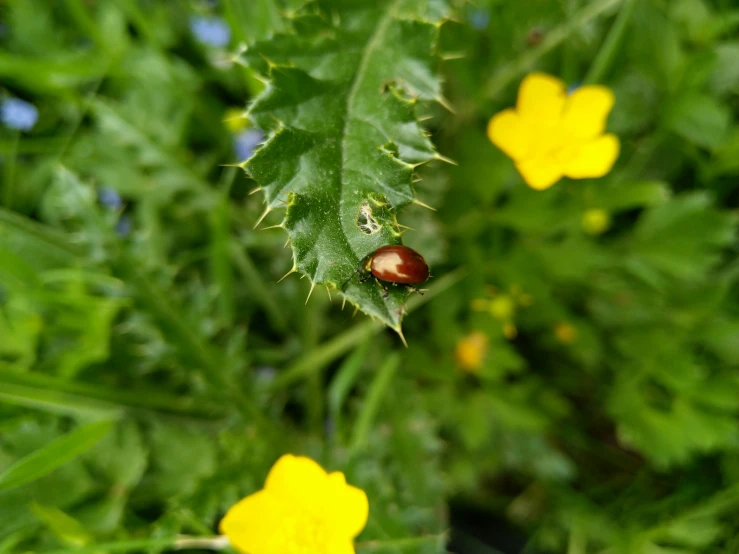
[337,1,402,323]
[339,0,401,257]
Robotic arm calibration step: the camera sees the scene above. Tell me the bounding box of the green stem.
[349,352,400,455]
[118,0,159,46]
[561,0,581,84]
[583,0,637,84]
[44,535,229,554]
[1,132,19,208]
[486,0,622,98]
[567,523,587,554]
[303,296,324,435]
[230,244,288,332]
[64,0,109,52]
[209,172,236,327]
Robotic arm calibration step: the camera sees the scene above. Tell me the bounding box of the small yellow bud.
[503,322,517,340]
[489,295,515,321]
[456,331,489,372]
[554,322,578,344]
[581,209,611,235]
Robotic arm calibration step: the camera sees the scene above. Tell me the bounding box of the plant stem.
[1,132,19,209]
[230,244,289,332]
[43,535,229,554]
[349,352,400,455]
[486,0,622,99]
[584,0,638,84]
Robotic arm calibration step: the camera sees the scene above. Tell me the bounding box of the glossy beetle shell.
[369,245,430,285]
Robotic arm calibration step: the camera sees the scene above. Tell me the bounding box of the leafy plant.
[238,0,448,331]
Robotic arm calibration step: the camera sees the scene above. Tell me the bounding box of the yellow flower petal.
[455,331,489,372]
[516,73,566,127]
[515,157,563,190]
[326,472,369,539]
[265,454,327,505]
[325,539,357,554]
[487,108,530,160]
[220,455,369,554]
[220,490,286,554]
[562,86,615,139]
[564,134,620,179]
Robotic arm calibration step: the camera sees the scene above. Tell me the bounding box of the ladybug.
[344,245,430,298]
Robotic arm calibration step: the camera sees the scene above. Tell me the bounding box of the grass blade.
[0,420,115,492]
[0,371,226,419]
[0,382,122,420]
[43,535,230,554]
[584,0,638,84]
[328,337,370,439]
[349,352,400,455]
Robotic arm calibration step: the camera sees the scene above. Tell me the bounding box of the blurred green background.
[1,0,738,553]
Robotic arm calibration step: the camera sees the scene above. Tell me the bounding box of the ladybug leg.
[358,272,373,284]
[409,286,424,296]
[373,278,390,299]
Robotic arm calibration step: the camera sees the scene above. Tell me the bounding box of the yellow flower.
[554,322,578,344]
[503,322,518,340]
[456,331,489,372]
[487,73,620,190]
[220,454,369,554]
[581,208,611,235]
[489,295,515,321]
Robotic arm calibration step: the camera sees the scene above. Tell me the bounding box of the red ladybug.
[344,245,430,298]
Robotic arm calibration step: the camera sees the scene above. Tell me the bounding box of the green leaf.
[0,420,114,492]
[238,0,447,330]
[30,503,92,548]
[664,93,731,150]
[628,193,738,282]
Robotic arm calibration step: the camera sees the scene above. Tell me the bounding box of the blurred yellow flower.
[224,108,248,133]
[582,208,611,235]
[456,331,489,372]
[472,285,530,340]
[489,295,514,321]
[503,322,518,340]
[220,454,368,554]
[554,322,578,344]
[487,73,620,190]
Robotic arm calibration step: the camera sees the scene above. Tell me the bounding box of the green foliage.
[0,421,113,492]
[1,0,738,553]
